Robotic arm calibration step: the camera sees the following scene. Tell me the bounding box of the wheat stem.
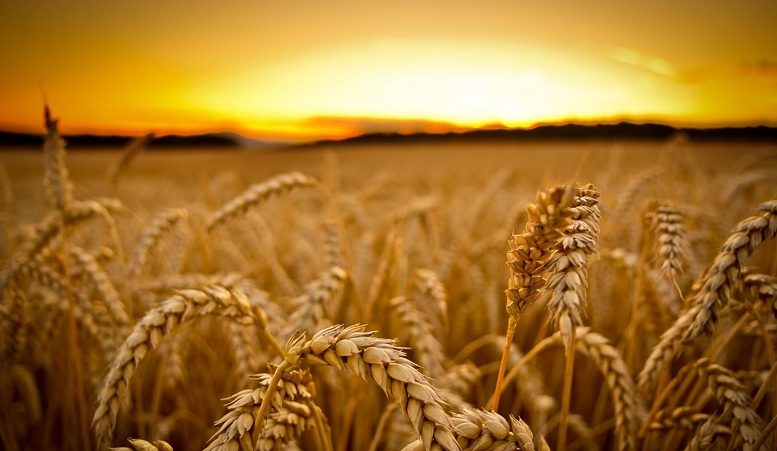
[250,359,292,447]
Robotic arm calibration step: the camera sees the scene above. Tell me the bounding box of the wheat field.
[1,115,777,451]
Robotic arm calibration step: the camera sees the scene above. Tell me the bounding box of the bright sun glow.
[188,40,688,137]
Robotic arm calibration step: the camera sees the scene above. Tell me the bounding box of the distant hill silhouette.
[2,122,776,150]
[0,131,243,149]
[305,122,777,147]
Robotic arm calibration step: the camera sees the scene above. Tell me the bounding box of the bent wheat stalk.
[92,285,258,450]
[252,324,459,451]
[206,172,319,231]
[0,198,122,292]
[129,207,189,277]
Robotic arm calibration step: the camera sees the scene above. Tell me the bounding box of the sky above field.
[1,1,776,140]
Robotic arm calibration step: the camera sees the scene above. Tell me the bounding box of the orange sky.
[0,1,776,141]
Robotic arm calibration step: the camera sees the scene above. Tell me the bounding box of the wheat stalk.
[107,132,154,192]
[543,184,600,451]
[638,200,777,395]
[500,328,640,451]
[572,328,641,451]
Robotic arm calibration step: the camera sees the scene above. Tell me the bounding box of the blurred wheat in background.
[1,110,777,451]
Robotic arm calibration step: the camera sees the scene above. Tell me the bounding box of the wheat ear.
[403,409,544,451]
[129,208,189,277]
[535,183,599,451]
[693,358,762,450]
[648,203,688,283]
[390,296,446,379]
[286,265,348,337]
[411,268,449,334]
[648,406,711,431]
[15,260,117,353]
[42,105,73,212]
[69,245,128,325]
[546,183,601,349]
[205,367,323,451]
[111,438,174,451]
[685,417,729,451]
[494,184,574,410]
[742,272,777,317]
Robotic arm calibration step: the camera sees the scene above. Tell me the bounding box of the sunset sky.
[1,1,776,141]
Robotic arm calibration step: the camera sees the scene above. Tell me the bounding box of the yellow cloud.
[611,47,677,79]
